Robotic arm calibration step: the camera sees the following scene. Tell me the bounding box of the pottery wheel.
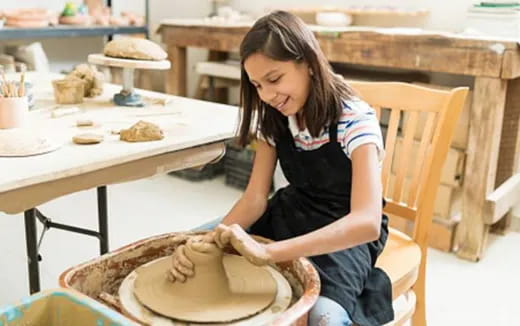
[0,129,61,157]
[120,255,293,325]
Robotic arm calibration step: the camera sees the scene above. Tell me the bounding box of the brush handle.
[18,73,25,97]
[1,70,8,95]
[8,82,16,98]
[17,64,26,97]
[0,84,8,97]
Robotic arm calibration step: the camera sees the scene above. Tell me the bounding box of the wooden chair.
[349,81,469,326]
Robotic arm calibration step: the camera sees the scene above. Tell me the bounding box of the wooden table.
[159,20,520,261]
[0,73,238,293]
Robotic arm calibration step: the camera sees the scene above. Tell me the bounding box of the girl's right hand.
[168,233,217,283]
[168,244,194,283]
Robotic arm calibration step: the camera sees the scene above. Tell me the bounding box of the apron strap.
[328,123,338,143]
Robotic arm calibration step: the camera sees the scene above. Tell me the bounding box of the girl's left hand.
[213,224,273,266]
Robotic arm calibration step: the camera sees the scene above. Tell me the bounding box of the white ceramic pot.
[315,12,352,27]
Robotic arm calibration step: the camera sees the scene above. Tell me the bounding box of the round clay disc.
[72,133,104,144]
[133,255,278,323]
[119,259,292,326]
[0,129,61,157]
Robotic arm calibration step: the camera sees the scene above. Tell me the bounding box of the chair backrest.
[348,81,468,249]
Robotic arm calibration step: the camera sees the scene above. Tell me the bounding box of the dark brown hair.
[238,10,354,146]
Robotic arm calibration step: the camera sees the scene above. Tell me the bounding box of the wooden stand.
[88,54,170,107]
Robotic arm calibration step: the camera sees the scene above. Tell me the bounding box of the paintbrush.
[17,63,26,97]
[2,82,11,98]
[0,81,7,97]
[8,82,16,98]
[0,68,9,97]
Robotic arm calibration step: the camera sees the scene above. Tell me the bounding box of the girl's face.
[244,52,311,117]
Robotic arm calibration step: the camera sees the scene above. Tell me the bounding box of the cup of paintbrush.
[0,96,28,129]
[0,66,30,99]
[0,72,29,129]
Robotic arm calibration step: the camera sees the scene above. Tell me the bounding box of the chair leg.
[411,248,428,326]
[208,76,216,101]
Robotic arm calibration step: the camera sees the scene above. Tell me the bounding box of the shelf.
[0,25,148,40]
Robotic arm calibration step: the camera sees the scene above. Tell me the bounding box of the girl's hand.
[168,244,194,283]
[168,234,219,283]
[214,224,273,266]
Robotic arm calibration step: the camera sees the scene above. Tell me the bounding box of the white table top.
[0,73,238,194]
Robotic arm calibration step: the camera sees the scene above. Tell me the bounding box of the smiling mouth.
[275,97,289,111]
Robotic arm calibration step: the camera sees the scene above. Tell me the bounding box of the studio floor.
[0,174,518,325]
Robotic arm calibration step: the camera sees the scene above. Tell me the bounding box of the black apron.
[250,121,394,326]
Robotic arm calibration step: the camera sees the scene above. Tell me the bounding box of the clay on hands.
[214,224,273,266]
[168,227,272,283]
[169,236,216,283]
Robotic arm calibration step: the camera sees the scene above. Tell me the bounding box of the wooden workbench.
[0,72,238,292]
[159,20,520,261]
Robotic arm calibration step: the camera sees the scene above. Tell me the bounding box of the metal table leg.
[22,186,110,294]
[97,186,109,254]
[24,209,40,294]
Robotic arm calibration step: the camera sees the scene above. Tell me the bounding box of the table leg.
[97,186,109,255]
[455,77,508,261]
[208,50,229,104]
[166,45,187,96]
[21,188,109,294]
[491,78,520,234]
[24,209,40,294]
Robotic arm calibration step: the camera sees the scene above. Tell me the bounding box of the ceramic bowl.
[315,12,352,27]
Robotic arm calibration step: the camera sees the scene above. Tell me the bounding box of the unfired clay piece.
[119,120,164,142]
[73,133,104,144]
[133,238,277,323]
[52,79,84,105]
[103,38,167,61]
[76,119,94,127]
[66,64,104,98]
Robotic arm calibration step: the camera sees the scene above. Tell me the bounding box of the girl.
[170,11,394,326]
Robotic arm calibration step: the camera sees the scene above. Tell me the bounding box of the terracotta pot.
[59,15,92,26]
[5,18,49,28]
[0,97,28,129]
[109,15,130,26]
[3,8,52,20]
[4,8,54,27]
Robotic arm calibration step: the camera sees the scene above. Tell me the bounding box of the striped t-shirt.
[262,98,385,162]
